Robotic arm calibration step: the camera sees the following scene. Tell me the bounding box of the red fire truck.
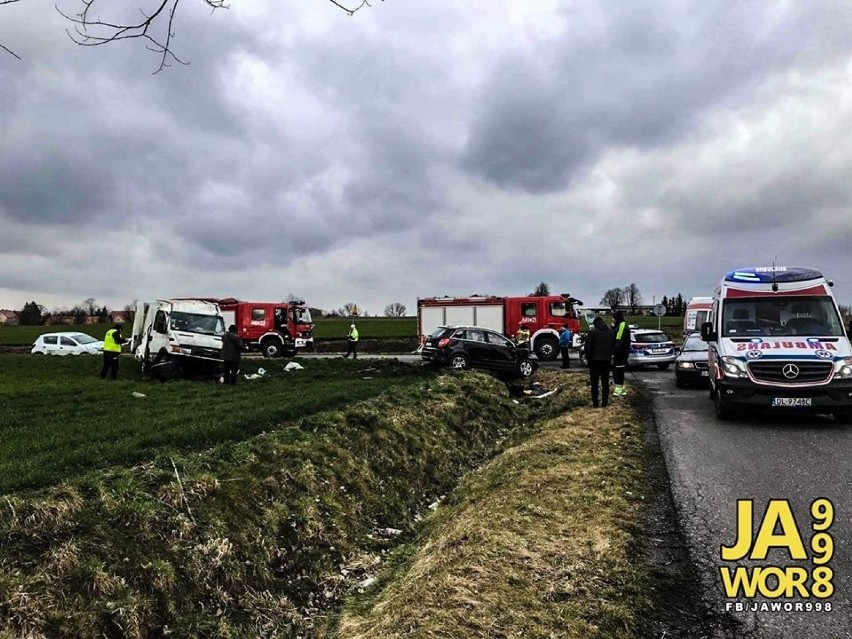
[417,294,583,361]
[190,298,314,357]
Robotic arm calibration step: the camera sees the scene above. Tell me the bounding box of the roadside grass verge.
[0,355,431,491]
[0,371,577,638]
[329,371,657,639]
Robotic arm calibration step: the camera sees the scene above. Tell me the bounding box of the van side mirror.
[700,321,717,342]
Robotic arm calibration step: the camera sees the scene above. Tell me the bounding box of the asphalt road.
[644,368,852,638]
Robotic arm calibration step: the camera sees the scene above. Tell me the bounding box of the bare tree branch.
[0,0,21,58]
[55,0,228,74]
[3,0,383,67]
[1,43,21,59]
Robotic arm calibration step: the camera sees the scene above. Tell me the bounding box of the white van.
[701,267,852,422]
[131,299,224,378]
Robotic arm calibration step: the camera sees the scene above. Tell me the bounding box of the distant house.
[0,309,19,326]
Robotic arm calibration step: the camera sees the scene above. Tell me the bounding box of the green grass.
[0,315,683,346]
[312,317,416,340]
[0,319,419,346]
[0,354,432,491]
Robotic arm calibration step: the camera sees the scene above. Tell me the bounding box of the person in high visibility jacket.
[344,323,359,359]
[611,310,632,396]
[514,324,531,349]
[100,324,127,380]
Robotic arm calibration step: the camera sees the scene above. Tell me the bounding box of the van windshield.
[722,296,844,337]
[170,312,226,336]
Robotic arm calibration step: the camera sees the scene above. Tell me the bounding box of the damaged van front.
[131,299,225,379]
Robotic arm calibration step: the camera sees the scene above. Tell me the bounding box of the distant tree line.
[660,294,686,316]
[599,283,644,313]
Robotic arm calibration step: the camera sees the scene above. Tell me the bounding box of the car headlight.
[721,356,747,378]
[836,358,852,379]
[677,362,695,369]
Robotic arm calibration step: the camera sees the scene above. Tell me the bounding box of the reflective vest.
[103,329,122,353]
[348,327,359,341]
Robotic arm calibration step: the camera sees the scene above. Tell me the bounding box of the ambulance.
[700,266,852,422]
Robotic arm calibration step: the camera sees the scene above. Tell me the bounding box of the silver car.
[627,329,677,369]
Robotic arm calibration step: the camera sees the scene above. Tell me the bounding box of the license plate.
[700,371,709,377]
[771,397,812,407]
[650,349,668,354]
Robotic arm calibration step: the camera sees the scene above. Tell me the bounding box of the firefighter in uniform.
[100,324,126,380]
[514,324,531,349]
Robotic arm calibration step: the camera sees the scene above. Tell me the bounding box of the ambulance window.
[251,308,266,322]
[521,303,537,318]
[549,302,567,317]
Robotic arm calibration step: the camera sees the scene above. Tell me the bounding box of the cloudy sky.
[2,0,852,316]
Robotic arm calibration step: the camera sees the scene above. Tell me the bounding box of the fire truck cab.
[187,298,314,358]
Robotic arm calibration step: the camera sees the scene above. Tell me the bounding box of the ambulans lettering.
[736,342,837,352]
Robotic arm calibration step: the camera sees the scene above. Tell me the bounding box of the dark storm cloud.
[461,0,852,193]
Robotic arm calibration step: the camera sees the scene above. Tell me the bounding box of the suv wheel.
[450,354,469,370]
[517,358,535,378]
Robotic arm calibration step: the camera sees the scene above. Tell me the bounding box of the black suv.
[421,326,537,378]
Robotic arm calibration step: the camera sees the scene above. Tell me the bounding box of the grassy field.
[0,354,432,491]
[0,358,698,637]
[0,314,684,346]
[0,318,419,346]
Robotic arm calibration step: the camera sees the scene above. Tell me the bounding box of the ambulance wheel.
[534,337,558,361]
[714,389,734,420]
[261,339,282,358]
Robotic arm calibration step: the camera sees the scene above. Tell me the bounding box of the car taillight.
[437,338,451,348]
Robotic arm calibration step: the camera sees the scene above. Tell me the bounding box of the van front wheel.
[714,389,734,421]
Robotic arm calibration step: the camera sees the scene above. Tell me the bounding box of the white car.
[31,332,105,356]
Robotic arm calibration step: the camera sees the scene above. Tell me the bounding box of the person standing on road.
[584,316,615,408]
[221,324,245,385]
[344,323,359,359]
[612,310,632,397]
[558,323,573,369]
[100,323,126,380]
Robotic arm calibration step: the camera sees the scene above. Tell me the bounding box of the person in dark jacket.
[611,310,632,396]
[221,325,245,385]
[584,316,615,408]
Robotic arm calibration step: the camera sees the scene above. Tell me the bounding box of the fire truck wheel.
[450,354,469,370]
[534,336,559,361]
[261,339,282,358]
